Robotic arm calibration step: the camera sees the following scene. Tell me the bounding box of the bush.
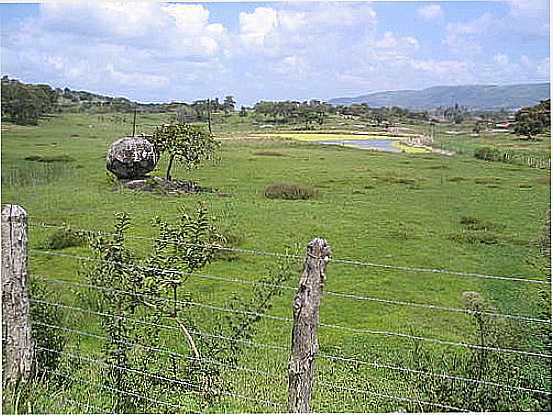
[264,183,318,200]
[450,230,499,245]
[403,292,552,412]
[474,146,500,161]
[24,154,75,163]
[44,228,86,250]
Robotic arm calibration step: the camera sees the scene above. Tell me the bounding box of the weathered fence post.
[2,204,34,385]
[288,238,331,413]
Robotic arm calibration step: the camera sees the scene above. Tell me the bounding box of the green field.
[2,113,551,413]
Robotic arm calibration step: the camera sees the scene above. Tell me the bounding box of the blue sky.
[0,1,550,106]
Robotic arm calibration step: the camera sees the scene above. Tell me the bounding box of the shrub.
[474,146,499,161]
[24,154,75,163]
[451,230,499,245]
[44,227,86,250]
[253,151,287,157]
[403,292,551,412]
[264,183,318,200]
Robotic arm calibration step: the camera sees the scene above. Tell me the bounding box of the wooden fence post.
[1,204,34,385]
[288,238,331,413]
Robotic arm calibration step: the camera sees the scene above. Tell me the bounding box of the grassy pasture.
[1,113,551,413]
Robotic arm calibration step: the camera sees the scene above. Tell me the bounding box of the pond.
[317,139,402,153]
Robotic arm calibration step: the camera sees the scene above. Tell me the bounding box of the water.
[317,139,401,153]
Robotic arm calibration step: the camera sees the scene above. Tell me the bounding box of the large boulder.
[106,136,158,179]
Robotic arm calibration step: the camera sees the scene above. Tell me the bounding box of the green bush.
[264,183,318,200]
[24,154,75,163]
[44,228,86,250]
[402,292,551,412]
[474,146,500,161]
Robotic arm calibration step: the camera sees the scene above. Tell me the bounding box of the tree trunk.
[207,99,212,134]
[165,154,175,181]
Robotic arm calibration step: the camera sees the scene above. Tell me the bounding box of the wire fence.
[3,214,551,413]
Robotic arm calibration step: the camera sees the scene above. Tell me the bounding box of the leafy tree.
[1,77,58,125]
[151,123,219,181]
[514,99,550,140]
[223,96,236,114]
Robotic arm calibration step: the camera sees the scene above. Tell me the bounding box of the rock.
[106,136,158,179]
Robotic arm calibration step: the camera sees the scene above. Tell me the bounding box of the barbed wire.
[30,291,552,396]
[178,270,550,324]
[317,380,469,412]
[29,222,549,284]
[40,368,186,410]
[37,345,201,391]
[38,345,286,409]
[31,316,276,378]
[62,397,108,414]
[30,247,551,324]
[29,270,551,359]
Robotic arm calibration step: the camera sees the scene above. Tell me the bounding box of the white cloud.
[0,1,548,105]
[493,53,509,66]
[2,1,228,100]
[106,64,169,89]
[418,5,444,21]
[238,7,278,48]
[444,0,549,53]
[374,32,419,52]
[237,3,377,53]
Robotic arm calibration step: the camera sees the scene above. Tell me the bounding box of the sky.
[0,1,550,106]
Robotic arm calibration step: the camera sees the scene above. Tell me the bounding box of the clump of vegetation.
[474,146,501,161]
[264,183,318,200]
[43,227,86,250]
[459,216,500,231]
[372,173,419,187]
[447,176,467,183]
[474,176,501,185]
[1,77,59,125]
[514,99,550,140]
[402,292,551,412]
[450,215,502,245]
[253,150,288,157]
[151,123,219,181]
[80,205,295,412]
[24,154,75,163]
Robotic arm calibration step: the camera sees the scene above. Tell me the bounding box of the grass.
[1,112,551,413]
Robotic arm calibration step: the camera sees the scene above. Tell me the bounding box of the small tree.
[151,123,218,181]
[223,96,236,115]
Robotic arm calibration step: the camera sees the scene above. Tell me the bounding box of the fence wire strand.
[36,346,283,408]
[29,294,552,396]
[317,380,469,412]
[29,222,549,284]
[29,266,551,359]
[29,245,552,325]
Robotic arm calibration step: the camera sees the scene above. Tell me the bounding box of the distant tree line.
[1,76,240,125]
[1,76,59,125]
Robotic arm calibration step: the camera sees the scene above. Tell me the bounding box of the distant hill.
[329,83,550,110]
